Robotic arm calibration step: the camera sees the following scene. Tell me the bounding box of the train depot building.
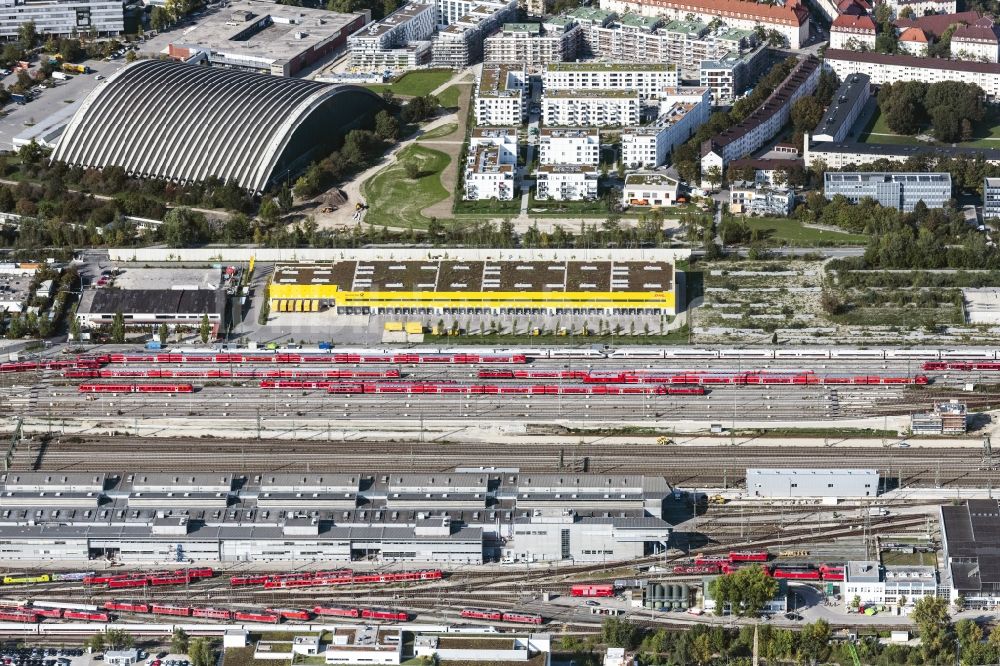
[0,472,672,565]
[267,249,685,317]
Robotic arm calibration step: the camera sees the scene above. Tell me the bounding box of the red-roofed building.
[887,0,955,16]
[953,19,1000,62]
[831,14,877,50]
[893,10,980,39]
[599,0,810,47]
[837,0,871,14]
[898,26,929,55]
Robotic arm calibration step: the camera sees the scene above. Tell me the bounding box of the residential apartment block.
[597,0,811,48]
[542,89,640,127]
[348,2,436,71]
[805,139,1000,169]
[621,87,711,168]
[622,173,680,207]
[729,183,795,216]
[431,0,517,68]
[952,19,1000,63]
[535,165,600,200]
[464,144,516,200]
[475,64,527,126]
[699,45,768,105]
[824,48,1000,100]
[829,14,876,50]
[469,127,519,165]
[700,56,820,182]
[543,62,678,99]
[810,73,870,143]
[538,128,600,166]
[823,172,952,211]
[483,18,580,66]
[985,177,1000,219]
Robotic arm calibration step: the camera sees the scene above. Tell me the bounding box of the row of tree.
[878,80,987,143]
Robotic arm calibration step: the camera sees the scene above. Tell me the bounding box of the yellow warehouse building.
[268,259,678,316]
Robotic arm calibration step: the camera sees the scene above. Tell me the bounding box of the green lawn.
[362,144,451,229]
[859,109,923,146]
[436,84,462,108]
[417,122,458,141]
[743,217,868,246]
[453,196,522,215]
[365,69,453,98]
[860,106,1000,148]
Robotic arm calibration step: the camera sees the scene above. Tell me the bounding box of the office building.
[535,164,600,200]
[824,48,1000,100]
[483,18,580,66]
[597,0,810,48]
[542,89,640,127]
[468,127,518,165]
[940,500,1000,607]
[464,144,516,200]
[910,401,968,435]
[622,173,680,207]
[985,177,1000,219]
[348,2,436,71]
[700,56,820,182]
[0,0,122,38]
[843,562,938,608]
[810,73,870,144]
[621,86,710,169]
[829,14,876,50]
[538,127,600,166]
[543,62,678,99]
[475,63,527,126]
[746,468,879,498]
[823,172,952,211]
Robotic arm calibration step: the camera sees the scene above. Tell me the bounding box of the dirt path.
[419,82,472,221]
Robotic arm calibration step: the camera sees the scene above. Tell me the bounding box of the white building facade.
[469,127,519,165]
[475,64,527,126]
[824,48,1000,99]
[538,128,600,166]
[542,90,640,127]
[535,165,599,200]
[622,87,710,168]
[464,145,516,200]
[543,62,678,98]
[622,173,679,207]
[746,468,879,498]
[0,0,123,38]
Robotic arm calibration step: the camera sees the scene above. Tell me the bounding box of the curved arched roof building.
[52,60,387,193]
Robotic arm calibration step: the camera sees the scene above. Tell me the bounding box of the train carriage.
[103,601,149,613]
[192,608,232,620]
[361,608,409,622]
[234,610,281,623]
[460,608,503,621]
[571,584,615,597]
[502,611,543,625]
[151,604,191,616]
[312,606,360,618]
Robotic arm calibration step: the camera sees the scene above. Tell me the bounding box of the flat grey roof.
[86,289,225,316]
[812,73,869,138]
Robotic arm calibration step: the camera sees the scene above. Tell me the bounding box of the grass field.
[859,109,922,146]
[417,122,458,141]
[436,84,462,108]
[860,106,1000,148]
[362,145,451,229]
[365,69,453,98]
[743,217,869,246]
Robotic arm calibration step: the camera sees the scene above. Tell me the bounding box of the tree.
[161,207,208,247]
[912,595,955,664]
[199,313,211,343]
[150,6,171,31]
[277,182,293,212]
[18,21,36,48]
[691,634,713,665]
[258,197,279,224]
[790,96,824,133]
[69,315,80,341]
[188,637,214,666]
[374,110,399,141]
[899,5,915,16]
[18,140,43,167]
[158,322,169,346]
[816,69,840,105]
[85,633,105,653]
[600,618,642,649]
[705,165,723,190]
[404,160,420,179]
[111,310,125,344]
[171,628,189,655]
[707,565,779,617]
[164,0,190,21]
[103,629,134,650]
[956,618,983,650]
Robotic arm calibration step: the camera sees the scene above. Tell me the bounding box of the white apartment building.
[431,1,517,68]
[886,0,955,15]
[700,56,820,181]
[0,0,123,37]
[535,165,599,201]
[483,18,580,66]
[469,127,519,165]
[810,73,870,143]
[597,0,810,48]
[475,63,527,126]
[348,2,437,71]
[804,136,1000,168]
[622,173,680,207]
[952,21,1000,63]
[538,127,600,166]
[542,89,640,127]
[464,144,516,200]
[543,62,678,99]
[824,48,1000,99]
[622,87,710,168]
[829,14,876,50]
[700,45,767,105]
[729,183,794,216]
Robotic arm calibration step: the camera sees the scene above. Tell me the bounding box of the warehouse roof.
[51,60,385,192]
[87,289,224,316]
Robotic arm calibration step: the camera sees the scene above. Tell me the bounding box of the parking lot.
[0,57,129,152]
[1,647,192,666]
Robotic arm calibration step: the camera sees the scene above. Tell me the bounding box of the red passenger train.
[571,584,615,597]
[460,608,543,625]
[77,383,194,394]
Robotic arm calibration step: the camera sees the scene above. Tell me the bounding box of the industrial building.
[940,500,1000,607]
[51,61,386,194]
[267,254,680,315]
[910,401,968,435]
[0,471,672,565]
[166,0,368,76]
[475,64,528,126]
[75,283,227,338]
[823,172,952,212]
[843,561,938,608]
[0,0,122,39]
[700,56,820,181]
[745,469,880,498]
